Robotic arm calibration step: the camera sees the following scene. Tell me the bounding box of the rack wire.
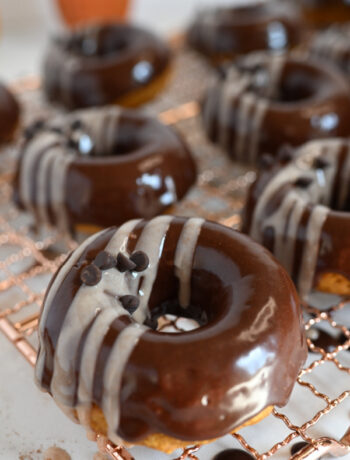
[0,49,349,460]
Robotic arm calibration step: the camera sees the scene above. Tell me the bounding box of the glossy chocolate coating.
[301,0,350,27]
[187,0,308,62]
[36,217,307,443]
[13,107,196,232]
[243,139,350,296]
[203,54,350,164]
[43,23,171,109]
[0,82,20,143]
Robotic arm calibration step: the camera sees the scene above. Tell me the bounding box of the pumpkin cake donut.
[43,23,172,110]
[13,107,196,235]
[35,216,307,453]
[202,52,350,165]
[187,0,308,64]
[243,138,350,297]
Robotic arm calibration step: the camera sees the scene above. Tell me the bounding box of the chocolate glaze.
[187,0,308,62]
[35,217,306,445]
[43,23,171,109]
[291,441,310,456]
[202,53,350,166]
[243,138,350,298]
[213,449,254,460]
[307,327,349,353]
[301,0,350,27]
[0,82,20,144]
[13,107,196,233]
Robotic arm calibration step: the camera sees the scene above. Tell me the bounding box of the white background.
[0,0,236,81]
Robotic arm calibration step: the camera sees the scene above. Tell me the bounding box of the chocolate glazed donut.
[43,23,172,110]
[243,138,350,298]
[0,82,20,143]
[35,216,307,453]
[202,53,350,165]
[187,0,308,63]
[13,107,196,234]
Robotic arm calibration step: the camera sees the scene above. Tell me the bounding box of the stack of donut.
[9,0,350,456]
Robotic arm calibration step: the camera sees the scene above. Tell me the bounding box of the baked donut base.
[87,405,273,454]
[316,272,350,296]
[115,66,172,108]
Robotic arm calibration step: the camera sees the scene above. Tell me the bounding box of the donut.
[243,138,350,298]
[202,53,350,165]
[301,0,350,28]
[43,23,172,110]
[309,25,350,77]
[35,216,307,453]
[187,0,308,64]
[0,82,20,144]
[13,107,196,234]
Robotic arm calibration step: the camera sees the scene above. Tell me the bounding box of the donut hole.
[146,299,208,334]
[276,73,316,103]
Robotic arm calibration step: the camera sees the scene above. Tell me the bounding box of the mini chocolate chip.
[213,448,254,460]
[259,153,275,170]
[144,317,158,331]
[24,119,46,140]
[278,144,295,164]
[313,157,330,170]
[120,295,140,314]
[116,253,137,272]
[294,176,313,188]
[66,138,78,150]
[130,251,149,272]
[71,119,83,131]
[290,442,309,456]
[80,264,101,286]
[94,250,115,270]
[49,126,64,135]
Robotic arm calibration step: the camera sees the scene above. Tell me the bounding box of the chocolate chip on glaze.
[120,295,140,315]
[129,251,149,272]
[259,153,275,170]
[116,253,137,273]
[80,264,102,286]
[313,157,330,170]
[278,144,295,165]
[294,177,313,188]
[94,250,116,270]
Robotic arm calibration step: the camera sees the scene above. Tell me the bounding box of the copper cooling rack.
[0,49,350,460]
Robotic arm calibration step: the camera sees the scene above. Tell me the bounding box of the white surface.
[0,0,237,81]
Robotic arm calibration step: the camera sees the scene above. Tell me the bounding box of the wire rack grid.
[0,49,349,460]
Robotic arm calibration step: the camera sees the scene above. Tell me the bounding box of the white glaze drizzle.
[212,54,287,163]
[35,228,111,384]
[18,107,121,234]
[174,217,204,308]
[250,138,346,298]
[311,26,350,65]
[37,216,211,441]
[102,323,147,445]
